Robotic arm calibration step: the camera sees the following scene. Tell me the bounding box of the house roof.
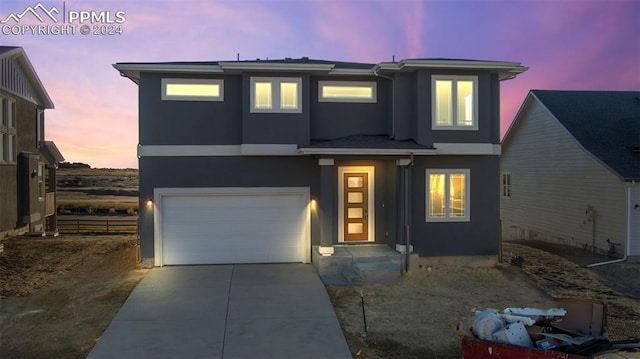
[0,46,54,109]
[299,135,435,155]
[38,141,65,165]
[113,57,527,83]
[505,90,640,181]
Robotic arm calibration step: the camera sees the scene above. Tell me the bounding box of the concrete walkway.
[88,264,351,359]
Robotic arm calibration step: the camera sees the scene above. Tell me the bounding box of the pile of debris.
[461,298,640,358]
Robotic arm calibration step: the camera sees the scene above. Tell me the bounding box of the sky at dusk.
[1,0,638,169]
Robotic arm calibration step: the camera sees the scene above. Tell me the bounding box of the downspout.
[373,69,395,139]
[587,182,632,267]
[403,153,414,272]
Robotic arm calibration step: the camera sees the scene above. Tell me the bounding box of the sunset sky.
[1,0,639,169]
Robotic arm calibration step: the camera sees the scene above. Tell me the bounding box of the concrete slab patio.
[87,264,351,359]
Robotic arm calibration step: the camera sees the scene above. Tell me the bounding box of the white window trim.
[502,172,512,198]
[425,169,471,222]
[250,77,302,113]
[161,78,224,101]
[318,81,377,103]
[431,75,478,131]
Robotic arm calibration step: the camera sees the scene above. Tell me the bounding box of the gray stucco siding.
[138,156,321,259]
[415,70,500,146]
[390,73,416,141]
[310,77,389,140]
[241,73,310,146]
[138,156,404,260]
[138,73,242,145]
[410,155,500,257]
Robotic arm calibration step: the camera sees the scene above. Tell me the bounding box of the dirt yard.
[328,242,640,358]
[1,236,638,359]
[0,235,147,359]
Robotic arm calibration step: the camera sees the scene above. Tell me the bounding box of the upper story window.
[0,97,17,163]
[250,77,302,113]
[318,81,377,103]
[426,169,470,222]
[161,78,224,101]
[432,75,478,130]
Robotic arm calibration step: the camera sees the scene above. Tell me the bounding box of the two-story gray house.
[114,57,527,270]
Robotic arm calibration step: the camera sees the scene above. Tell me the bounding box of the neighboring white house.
[501,90,640,261]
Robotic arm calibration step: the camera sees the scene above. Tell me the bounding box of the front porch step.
[353,261,401,284]
[312,245,402,285]
[341,266,362,285]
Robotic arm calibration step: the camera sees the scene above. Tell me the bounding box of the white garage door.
[156,188,310,265]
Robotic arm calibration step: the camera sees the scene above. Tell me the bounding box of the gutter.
[373,69,395,139]
[586,183,633,267]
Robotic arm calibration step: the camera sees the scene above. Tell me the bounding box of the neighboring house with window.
[501,90,640,260]
[0,46,64,239]
[114,57,527,272]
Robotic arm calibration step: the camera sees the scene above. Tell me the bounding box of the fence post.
[76,217,80,234]
[106,218,110,233]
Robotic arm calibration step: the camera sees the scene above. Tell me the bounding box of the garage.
[154,187,310,266]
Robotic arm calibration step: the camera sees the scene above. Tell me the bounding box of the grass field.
[57,168,139,215]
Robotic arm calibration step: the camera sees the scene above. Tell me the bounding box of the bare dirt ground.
[328,241,640,358]
[1,235,638,359]
[0,235,147,359]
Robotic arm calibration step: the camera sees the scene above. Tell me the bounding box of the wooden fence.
[58,216,138,234]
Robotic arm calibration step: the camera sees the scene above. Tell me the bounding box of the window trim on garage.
[152,187,311,266]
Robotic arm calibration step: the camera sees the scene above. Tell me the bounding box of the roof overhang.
[38,141,65,164]
[114,58,527,84]
[298,148,437,155]
[374,59,528,81]
[113,63,224,84]
[0,47,54,108]
[218,62,335,73]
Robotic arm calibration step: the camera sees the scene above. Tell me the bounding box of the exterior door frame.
[337,166,375,243]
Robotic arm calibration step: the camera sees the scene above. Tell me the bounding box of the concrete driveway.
[88,264,351,359]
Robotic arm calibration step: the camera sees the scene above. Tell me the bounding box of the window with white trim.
[0,97,17,163]
[318,81,377,103]
[161,78,224,101]
[250,77,302,113]
[426,169,470,222]
[502,172,511,198]
[432,75,478,130]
